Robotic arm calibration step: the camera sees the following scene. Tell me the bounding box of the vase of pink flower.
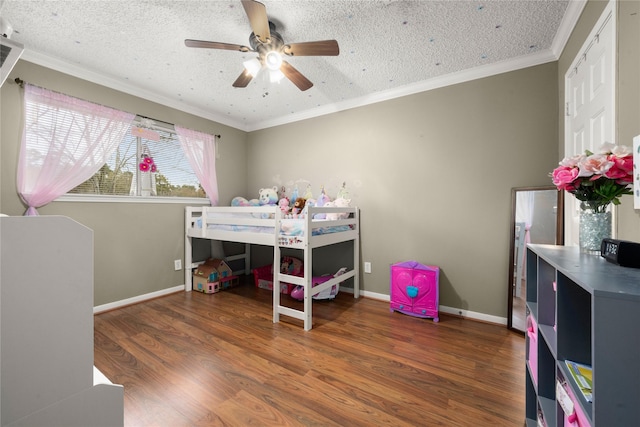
[551,143,633,253]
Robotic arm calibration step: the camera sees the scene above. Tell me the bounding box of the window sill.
[56,194,210,205]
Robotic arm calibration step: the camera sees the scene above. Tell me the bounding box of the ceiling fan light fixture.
[243,58,262,77]
[185,0,339,91]
[269,69,285,83]
[264,51,282,71]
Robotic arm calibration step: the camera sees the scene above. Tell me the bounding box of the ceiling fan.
[184,0,339,91]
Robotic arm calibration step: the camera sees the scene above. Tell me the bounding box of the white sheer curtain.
[175,126,219,206]
[515,191,535,290]
[17,84,135,215]
[516,191,535,228]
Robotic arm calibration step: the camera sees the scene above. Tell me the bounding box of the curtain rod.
[14,77,221,139]
[13,77,136,115]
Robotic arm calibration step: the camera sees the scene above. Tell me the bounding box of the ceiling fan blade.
[185,39,251,52]
[283,40,339,56]
[280,60,313,91]
[232,69,254,88]
[241,0,270,44]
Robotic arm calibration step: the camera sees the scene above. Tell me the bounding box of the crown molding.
[246,48,558,131]
[551,0,588,58]
[20,50,249,131]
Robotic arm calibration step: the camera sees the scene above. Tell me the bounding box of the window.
[70,117,206,199]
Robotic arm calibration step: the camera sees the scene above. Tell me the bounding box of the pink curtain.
[175,126,219,206]
[17,84,135,215]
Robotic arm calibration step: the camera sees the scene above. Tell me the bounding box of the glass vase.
[579,203,611,254]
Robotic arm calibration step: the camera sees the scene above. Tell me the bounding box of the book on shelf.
[565,360,593,402]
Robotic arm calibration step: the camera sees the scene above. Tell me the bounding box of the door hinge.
[565,102,571,117]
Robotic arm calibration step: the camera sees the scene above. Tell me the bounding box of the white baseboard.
[94,284,508,326]
[438,305,507,325]
[93,285,184,314]
[357,289,507,326]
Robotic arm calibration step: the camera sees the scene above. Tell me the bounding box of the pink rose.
[552,166,579,191]
[604,154,633,180]
[559,154,584,168]
[578,154,613,178]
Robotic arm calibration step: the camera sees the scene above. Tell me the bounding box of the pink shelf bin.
[560,375,590,427]
[527,315,538,386]
[390,261,439,322]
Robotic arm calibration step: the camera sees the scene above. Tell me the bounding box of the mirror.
[507,186,564,333]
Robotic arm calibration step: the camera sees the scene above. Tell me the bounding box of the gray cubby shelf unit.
[525,244,640,426]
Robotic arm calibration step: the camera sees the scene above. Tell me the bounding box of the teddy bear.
[258,186,279,206]
[291,197,307,218]
[232,187,277,213]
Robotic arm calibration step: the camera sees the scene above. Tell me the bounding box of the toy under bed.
[253,264,295,295]
[252,256,343,300]
[184,205,360,331]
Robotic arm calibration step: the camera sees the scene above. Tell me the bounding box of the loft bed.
[184,205,360,330]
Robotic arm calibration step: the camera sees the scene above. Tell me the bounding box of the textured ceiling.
[1,0,584,131]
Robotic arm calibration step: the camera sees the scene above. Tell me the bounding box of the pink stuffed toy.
[278,197,290,215]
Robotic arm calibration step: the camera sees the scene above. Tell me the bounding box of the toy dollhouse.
[193,258,238,293]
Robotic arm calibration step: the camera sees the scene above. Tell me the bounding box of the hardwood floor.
[94,280,526,426]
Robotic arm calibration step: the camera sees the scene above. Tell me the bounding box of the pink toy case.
[390,261,439,322]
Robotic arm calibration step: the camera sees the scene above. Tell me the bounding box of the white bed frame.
[185,205,360,330]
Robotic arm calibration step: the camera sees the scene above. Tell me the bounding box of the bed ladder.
[272,207,360,331]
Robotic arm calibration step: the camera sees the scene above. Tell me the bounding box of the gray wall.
[610,0,640,240]
[246,63,559,317]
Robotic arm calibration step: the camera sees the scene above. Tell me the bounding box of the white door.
[564,1,616,246]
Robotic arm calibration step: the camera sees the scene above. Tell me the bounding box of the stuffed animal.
[314,187,331,219]
[291,197,307,218]
[278,197,290,215]
[231,196,259,206]
[259,186,279,206]
[325,197,351,220]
